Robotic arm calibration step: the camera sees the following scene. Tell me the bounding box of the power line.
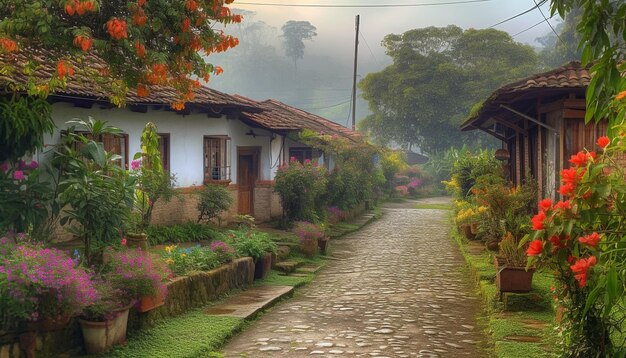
[511,16,554,37]
[236,0,491,8]
[488,0,548,28]
[532,0,566,47]
[360,32,382,68]
[302,99,352,111]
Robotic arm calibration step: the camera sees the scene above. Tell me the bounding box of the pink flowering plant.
[0,237,97,329]
[0,159,54,238]
[523,135,626,356]
[101,247,170,301]
[292,221,326,244]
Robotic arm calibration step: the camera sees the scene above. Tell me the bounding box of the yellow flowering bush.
[455,205,487,225]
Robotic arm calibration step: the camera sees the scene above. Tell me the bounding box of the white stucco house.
[2,51,360,231]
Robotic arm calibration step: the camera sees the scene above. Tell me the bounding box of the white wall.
[45,102,278,187]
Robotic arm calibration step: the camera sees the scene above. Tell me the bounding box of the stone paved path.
[221,198,490,357]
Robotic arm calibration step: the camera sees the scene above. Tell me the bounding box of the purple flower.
[0,161,9,173]
[13,170,25,180]
[17,160,26,170]
[29,161,39,169]
[131,159,141,170]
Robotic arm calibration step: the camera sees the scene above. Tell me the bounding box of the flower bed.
[0,257,255,357]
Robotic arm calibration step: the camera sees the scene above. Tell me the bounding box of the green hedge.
[146,222,225,245]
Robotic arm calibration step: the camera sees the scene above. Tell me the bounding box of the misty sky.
[233,0,558,65]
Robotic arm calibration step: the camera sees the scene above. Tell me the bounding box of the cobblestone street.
[222,199,489,357]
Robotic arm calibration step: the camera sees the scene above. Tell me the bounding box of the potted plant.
[293,221,326,256]
[126,123,177,250]
[103,247,171,313]
[495,232,534,294]
[227,230,277,280]
[0,239,97,333]
[79,280,135,355]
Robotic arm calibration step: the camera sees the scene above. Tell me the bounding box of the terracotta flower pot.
[300,238,317,258]
[317,237,330,255]
[137,292,165,313]
[470,222,479,234]
[126,232,148,251]
[254,253,273,280]
[460,224,476,240]
[494,256,535,293]
[79,304,133,355]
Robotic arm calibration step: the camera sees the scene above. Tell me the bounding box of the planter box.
[254,253,273,280]
[79,304,133,355]
[137,292,165,313]
[494,256,535,293]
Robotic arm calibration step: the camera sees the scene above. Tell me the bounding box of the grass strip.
[106,311,243,358]
[451,227,558,357]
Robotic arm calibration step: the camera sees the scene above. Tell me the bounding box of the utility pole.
[351,14,360,131]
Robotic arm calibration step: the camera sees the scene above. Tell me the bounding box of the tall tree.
[280,20,317,70]
[0,0,243,107]
[535,6,583,68]
[359,26,539,154]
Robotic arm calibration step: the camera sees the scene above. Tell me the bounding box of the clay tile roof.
[461,61,590,129]
[235,96,361,142]
[497,61,590,94]
[0,48,261,112]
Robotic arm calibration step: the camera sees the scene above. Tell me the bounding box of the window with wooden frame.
[204,136,231,182]
[158,133,170,172]
[73,132,129,169]
[288,147,320,163]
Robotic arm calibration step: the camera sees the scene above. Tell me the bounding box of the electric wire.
[302,99,352,111]
[532,0,565,47]
[511,15,554,37]
[360,32,382,68]
[236,0,491,8]
[488,0,548,28]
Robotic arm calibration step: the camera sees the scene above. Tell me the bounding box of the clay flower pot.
[126,233,148,251]
[79,303,133,355]
[137,292,165,313]
[317,237,330,255]
[460,224,476,240]
[300,238,318,258]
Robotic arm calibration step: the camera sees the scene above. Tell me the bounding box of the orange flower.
[214,66,224,75]
[0,38,18,53]
[65,2,76,16]
[56,60,74,78]
[185,0,197,11]
[73,35,93,51]
[182,18,191,32]
[171,102,185,111]
[597,136,610,148]
[578,232,601,247]
[553,200,571,211]
[106,18,128,40]
[616,91,626,101]
[559,182,575,197]
[568,151,588,167]
[132,10,147,26]
[138,0,147,6]
[538,198,552,212]
[531,211,546,230]
[134,42,146,58]
[136,84,150,97]
[570,256,596,288]
[232,14,243,23]
[526,239,543,256]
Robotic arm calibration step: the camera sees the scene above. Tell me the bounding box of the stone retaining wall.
[0,257,255,358]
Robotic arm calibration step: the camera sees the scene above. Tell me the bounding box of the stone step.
[274,260,304,273]
[296,263,323,274]
[204,285,294,319]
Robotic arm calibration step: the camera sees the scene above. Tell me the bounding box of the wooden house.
[460,61,605,199]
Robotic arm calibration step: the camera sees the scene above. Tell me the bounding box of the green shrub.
[146,222,225,245]
[197,184,233,224]
[160,243,236,276]
[225,229,277,261]
[273,159,328,224]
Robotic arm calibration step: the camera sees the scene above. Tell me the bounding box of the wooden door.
[237,148,259,215]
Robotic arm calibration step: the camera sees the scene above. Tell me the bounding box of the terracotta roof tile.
[0,48,260,111]
[236,96,360,142]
